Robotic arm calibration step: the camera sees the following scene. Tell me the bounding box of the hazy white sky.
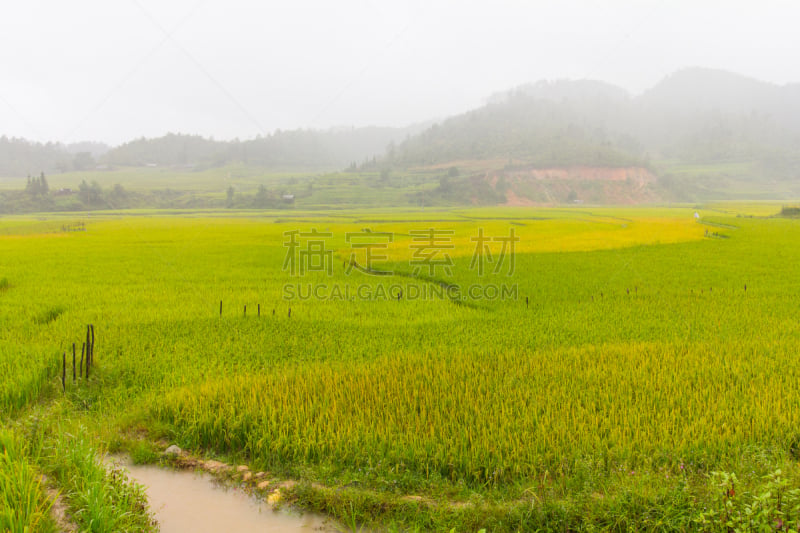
[1,0,799,145]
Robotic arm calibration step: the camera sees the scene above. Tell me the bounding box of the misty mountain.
[102,126,426,170]
[65,141,111,158]
[1,67,799,197]
[389,68,800,184]
[104,134,228,168]
[0,138,110,177]
[0,137,72,177]
[387,81,643,168]
[637,67,800,121]
[487,79,631,127]
[0,125,426,177]
[634,68,800,168]
[240,125,426,169]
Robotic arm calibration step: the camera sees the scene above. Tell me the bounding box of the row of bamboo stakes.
[61,325,94,392]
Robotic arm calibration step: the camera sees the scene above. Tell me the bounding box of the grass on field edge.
[102,423,800,533]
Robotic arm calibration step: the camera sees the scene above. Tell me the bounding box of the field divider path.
[697,219,739,230]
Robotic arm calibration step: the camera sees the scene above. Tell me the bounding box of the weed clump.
[33,306,65,325]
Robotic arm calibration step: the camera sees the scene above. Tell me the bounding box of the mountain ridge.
[1,67,799,203]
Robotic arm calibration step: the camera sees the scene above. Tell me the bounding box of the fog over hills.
[401,67,800,165]
[1,67,799,201]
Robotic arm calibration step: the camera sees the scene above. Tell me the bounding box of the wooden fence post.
[85,327,91,378]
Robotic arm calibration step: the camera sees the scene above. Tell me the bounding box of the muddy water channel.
[118,461,339,533]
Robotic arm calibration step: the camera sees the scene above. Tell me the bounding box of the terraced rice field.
[2,205,800,531]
